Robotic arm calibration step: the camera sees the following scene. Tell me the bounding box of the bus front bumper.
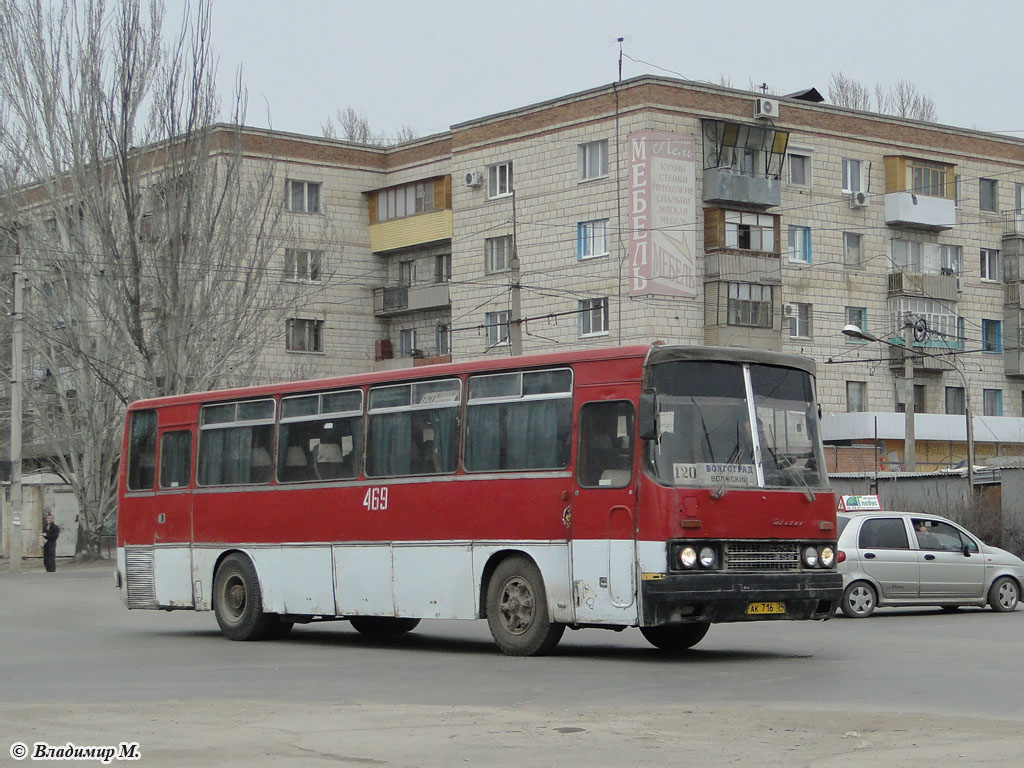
[640,571,842,625]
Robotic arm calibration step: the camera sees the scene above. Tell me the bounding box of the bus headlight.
[699,546,716,569]
[819,546,835,568]
[679,546,698,569]
[801,546,819,568]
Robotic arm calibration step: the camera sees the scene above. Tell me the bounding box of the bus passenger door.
[570,400,638,624]
[151,428,195,608]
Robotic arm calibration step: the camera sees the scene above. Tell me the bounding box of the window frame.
[787,225,812,264]
[485,310,511,348]
[787,151,812,188]
[578,139,609,181]
[485,235,513,274]
[980,248,1001,282]
[983,388,1003,417]
[842,158,862,194]
[979,178,998,213]
[287,180,321,214]
[843,232,863,269]
[283,248,322,283]
[578,297,609,337]
[982,319,1002,353]
[727,282,773,328]
[786,302,812,339]
[846,381,866,413]
[577,219,610,260]
[488,161,513,199]
[286,318,324,354]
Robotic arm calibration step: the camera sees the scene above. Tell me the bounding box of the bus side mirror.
[638,392,657,441]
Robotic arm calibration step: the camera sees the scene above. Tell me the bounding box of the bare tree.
[827,71,873,111]
[0,0,320,552]
[829,71,938,122]
[322,105,419,145]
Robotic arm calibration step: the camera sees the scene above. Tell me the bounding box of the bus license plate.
[746,601,786,615]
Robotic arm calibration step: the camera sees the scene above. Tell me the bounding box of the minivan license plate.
[746,601,785,615]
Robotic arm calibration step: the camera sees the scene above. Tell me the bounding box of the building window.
[578,298,609,337]
[435,254,451,284]
[846,306,867,337]
[787,152,811,187]
[983,319,1002,352]
[287,180,320,213]
[846,381,866,413]
[284,249,322,283]
[488,162,513,198]
[844,232,863,269]
[286,319,323,353]
[787,225,812,264]
[914,384,927,414]
[578,219,609,259]
[376,181,436,222]
[485,310,510,347]
[954,174,963,208]
[940,245,961,275]
[892,240,922,272]
[984,389,1003,417]
[786,302,811,338]
[981,248,1000,282]
[909,161,948,197]
[399,260,415,286]
[578,140,608,180]
[979,178,998,213]
[842,158,862,193]
[485,236,513,273]
[945,386,965,415]
[725,211,775,252]
[1016,182,1024,213]
[727,283,772,328]
[436,324,450,357]
[399,329,417,358]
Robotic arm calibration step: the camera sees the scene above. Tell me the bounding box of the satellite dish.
[913,318,928,343]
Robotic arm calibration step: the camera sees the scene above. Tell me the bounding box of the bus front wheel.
[485,556,565,656]
[213,553,273,641]
[639,622,710,651]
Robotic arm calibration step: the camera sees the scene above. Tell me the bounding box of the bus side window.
[127,410,157,491]
[578,401,634,488]
[159,430,192,489]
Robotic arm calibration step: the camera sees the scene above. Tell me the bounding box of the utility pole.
[4,225,23,572]
[509,189,523,356]
[903,316,916,472]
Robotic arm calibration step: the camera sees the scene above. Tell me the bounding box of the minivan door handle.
[863,552,876,559]
[923,554,936,561]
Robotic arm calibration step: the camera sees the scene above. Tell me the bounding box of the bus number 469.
[363,487,388,511]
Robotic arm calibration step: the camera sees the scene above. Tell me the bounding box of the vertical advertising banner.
[628,131,697,298]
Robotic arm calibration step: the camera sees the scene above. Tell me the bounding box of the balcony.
[702,169,780,209]
[887,341,958,375]
[703,249,781,284]
[368,209,452,254]
[883,192,955,231]
[887,271,958,301]
[373,282,450,317]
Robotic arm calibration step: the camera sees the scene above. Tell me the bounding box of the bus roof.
[126,344,818,412]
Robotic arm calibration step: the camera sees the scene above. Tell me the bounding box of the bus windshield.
[645,360,825,489]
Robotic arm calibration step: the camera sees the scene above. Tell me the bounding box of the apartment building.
[9,74,1024,472]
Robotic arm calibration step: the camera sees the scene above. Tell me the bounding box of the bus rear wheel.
[639,622,710,651]
[486,556,564,656]
[213,553,273,641]
[349,616,421,636]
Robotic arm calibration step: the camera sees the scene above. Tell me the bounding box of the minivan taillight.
[837,550,846,564]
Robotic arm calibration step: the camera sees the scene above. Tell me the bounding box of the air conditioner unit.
[754,98,778,119]
[783,302,798,318]
[849,190,869,208]
[956,277,964,293]
[464,172,483,187]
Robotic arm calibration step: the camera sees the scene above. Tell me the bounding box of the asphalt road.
[1,564,1022,766]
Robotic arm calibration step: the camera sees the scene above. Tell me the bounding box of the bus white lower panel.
[254,546,336,615]
[333,544,394,616]
[393,542,475,619]
[153,546,194,608]
[636,540,669,573]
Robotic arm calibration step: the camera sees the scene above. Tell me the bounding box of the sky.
[174,0,1024,141]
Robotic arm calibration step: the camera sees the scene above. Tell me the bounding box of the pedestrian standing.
[40,511,60,572]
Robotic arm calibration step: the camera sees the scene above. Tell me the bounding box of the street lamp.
[841,324,974,491]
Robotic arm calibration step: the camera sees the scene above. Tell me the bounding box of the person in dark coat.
[41,511,60,572]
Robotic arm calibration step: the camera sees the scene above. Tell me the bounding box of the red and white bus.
[115,344,842,655]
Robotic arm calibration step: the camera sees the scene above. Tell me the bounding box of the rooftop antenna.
[759,82,769,94]
[617,37,624,81]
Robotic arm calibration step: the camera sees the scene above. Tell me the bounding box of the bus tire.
[349,616,421,636]
[485,555,564,656]
[639,622,710,651]
[213,553,273,641]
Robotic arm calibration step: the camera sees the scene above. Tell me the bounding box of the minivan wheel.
[841,581,877,618]
[988,576,1020,612]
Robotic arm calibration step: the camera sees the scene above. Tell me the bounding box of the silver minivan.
[837,511,1024,617]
